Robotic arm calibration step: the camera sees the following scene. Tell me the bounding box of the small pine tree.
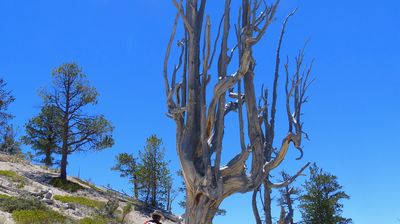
[22,105,63,166]
[138,135,171,209]
[299,163,352,224]
[0,125,21,155]
[0,79,15,135]
[113,135,173,210]
[111,153,139,199]
[0,79,17,154]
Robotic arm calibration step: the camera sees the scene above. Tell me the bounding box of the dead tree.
[276,171,303,224]
[163,0,312,223]
[249,9,314,224]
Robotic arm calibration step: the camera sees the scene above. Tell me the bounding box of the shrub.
[53,195,105,209]
[12,209,66,224]
[49,178,84,192]
[0,195,46,213]
[0,170,25,187]
[99,198,119,218]
[120,203,132,223]
[78,215,111,224]
[74,178,103,192]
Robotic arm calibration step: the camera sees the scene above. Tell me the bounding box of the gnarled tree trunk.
[164,1,311,223]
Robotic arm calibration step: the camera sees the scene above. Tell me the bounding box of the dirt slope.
[0,153,179,224]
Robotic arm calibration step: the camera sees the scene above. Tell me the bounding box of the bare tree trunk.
[252,186,262,224]
[164,1,311,223]
[264,183,273,224]
[185,193,221,224]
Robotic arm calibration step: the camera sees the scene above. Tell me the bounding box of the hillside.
[0,153,179,224]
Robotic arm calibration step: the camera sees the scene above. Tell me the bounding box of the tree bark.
[252,186,262,224]
[44,146,52,167]
[60,77,70,180]
[185,193,221,224]
[59,125,69,179]
[264,183,272,224]
[59,144,68,180]
[164,1,308,223]
[133,174,139,199]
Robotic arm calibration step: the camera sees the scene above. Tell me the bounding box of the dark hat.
[151,210,165,220]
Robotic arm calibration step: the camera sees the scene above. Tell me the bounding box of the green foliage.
[49,178,85,192]
[42,62,114,153]
[111,153,138,198]
[99,198,119,218]
[120,203,132,223]
[41,62,114,179]
[53,195,105,209]
[0,195,46,213]
[0,125,21,155]
[114,135,173,210]
[299,163,352,224]
[0,170,25,188]
[0,79,15,135]
[22,105,63,166]
[12,209,67,224]
[74,178,103,192]
[137,135,172,209]
[78,216,109,224]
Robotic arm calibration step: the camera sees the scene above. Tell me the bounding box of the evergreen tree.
[22,105,63,166]
[299,163,352,224]
[0,78,17,154]
[41,63,114,180]
[111,153,139,199]
[138,135,171,209]
[113,135,173,210]
[0,79,15,135]
[0,125,21,155]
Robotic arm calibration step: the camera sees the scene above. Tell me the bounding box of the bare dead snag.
[163,1,313,223]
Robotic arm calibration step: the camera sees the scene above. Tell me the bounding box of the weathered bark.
[59,116,69,179]
[263,183,273,224]
[133,174,139,199]
[59,77,70,180]
[44,146,52,167]
[251,7,315,224]
[59,132,68,179]
[164,1,311,223]
[185,192,221,224]
[252,186,262,224]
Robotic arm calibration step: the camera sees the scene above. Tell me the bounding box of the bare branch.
[171,0,194,33]
[163,12,180,100]
[268,162,310,188]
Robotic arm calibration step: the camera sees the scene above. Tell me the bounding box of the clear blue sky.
[1,0,399,223]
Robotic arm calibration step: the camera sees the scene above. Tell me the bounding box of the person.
[145,210,164,224]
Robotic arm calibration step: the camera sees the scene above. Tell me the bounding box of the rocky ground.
[0,153,179,224]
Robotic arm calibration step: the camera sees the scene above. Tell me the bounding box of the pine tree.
[138,135,171,209]
[22,105,63,166]
[0,79,15,135]
[0,79,17,154]
[41,63,114,180]
[299,163,352,224]
[113,135,173,210]
[111,153,139,199]
[0,125,21,155]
